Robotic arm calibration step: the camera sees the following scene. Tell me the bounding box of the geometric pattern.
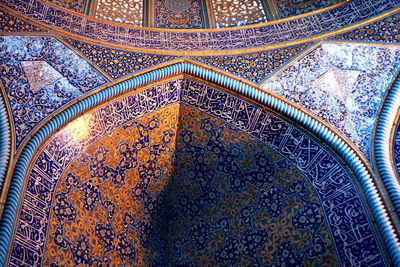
[10,77,387,266]
[20,61,63,93]
[192,43,310,84]
[64,38,177,80]
[212,0,266,27]
[94,0,142,25]
[262,42,400,162]
[0,36,108,151]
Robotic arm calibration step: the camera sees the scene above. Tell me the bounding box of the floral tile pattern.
[64,38,177,80]
[0,36,108,151]
[0,9,47,33]
[10,78,386,266]
[333,12,400,43]
[192,43,310,84]
[262,42,400,161]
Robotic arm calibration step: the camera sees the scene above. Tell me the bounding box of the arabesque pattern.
[193,43,310,83]
[0,9,46,33]
[2,0,398,51]
[262,42,400,161]
[333,12,400,43]
[0,36,108,150]
[10,78,386,266]
[64,38,177,80]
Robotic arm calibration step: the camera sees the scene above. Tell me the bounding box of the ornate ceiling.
[1,0,400,266]
[39,0,347,28]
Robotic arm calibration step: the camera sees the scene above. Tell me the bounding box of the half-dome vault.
[9,76,387,266]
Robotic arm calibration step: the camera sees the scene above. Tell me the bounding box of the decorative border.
[0,87,11,203]
[0,62,399,265]
[1,0,400,54]
[374,71,400,215]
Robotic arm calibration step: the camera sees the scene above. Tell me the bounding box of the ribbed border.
[0,92,10,200]
[375,73,400,215]
[0,62,399,265]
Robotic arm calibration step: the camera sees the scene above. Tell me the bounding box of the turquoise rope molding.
[375,71,400,215]
[0,62,400,265]
[0,90,10,199]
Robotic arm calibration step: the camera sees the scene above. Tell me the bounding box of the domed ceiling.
[40,0,347,28]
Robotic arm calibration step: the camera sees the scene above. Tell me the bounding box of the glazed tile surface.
[333,11,400,43]
[10,78,386,266]
[0,9,47,33]
[0,36,108,150]
[262,42,400,161]
[192,43,310,84]
[64,38,177,80]
[2,0,399,51]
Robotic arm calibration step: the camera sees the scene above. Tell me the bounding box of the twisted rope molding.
[375,72,400,215]
[0,91,10,201]
[0,62,399,265]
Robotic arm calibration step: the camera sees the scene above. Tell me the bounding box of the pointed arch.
[0,61,399,265]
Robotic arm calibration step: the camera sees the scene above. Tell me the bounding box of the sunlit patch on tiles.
[0,36,108,150]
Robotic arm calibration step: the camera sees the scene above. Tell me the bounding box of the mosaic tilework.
[0,36,108,150]
[333,11,400,43]
[2,0,399,51]
[212,0,266,27]
[42,0,87,14]
[393,118,400,178]
[64,38,177,80]
[262,42,400,161]
[43,104,337,266]
[44,105,180,266]
[0,9,46,33]
[9,78,181,267]
[10,78,386,266]
[155,0,203,29]
[274,0,338,19]
[168,105,337,266]
[192,43,310,84]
